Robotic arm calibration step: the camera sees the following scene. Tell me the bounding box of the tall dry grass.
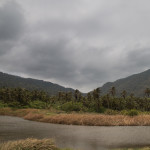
[0,138,57,150]
[1,108,150,126]
[23,112,150,126]
[0,108,38,117]
[40,114,150,126]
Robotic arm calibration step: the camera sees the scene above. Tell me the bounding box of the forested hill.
[100,69,150,97]
[2,69,150,97]
[0,72,74,95]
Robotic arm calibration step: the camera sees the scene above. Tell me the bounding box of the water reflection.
[0,116,150,150]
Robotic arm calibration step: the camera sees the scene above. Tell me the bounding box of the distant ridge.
[1,69,150,97]
[100,69,150,97]
[0,72,74,95]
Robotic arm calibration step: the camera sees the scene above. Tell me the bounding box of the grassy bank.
[1,108,150,126]
[1,138,149,150]
[0,138,72,150]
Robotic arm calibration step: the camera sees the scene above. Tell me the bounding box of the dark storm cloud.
[1,0,150,92]
[0,0,25,41]
[20,38,77,79]
[0,0,25,56]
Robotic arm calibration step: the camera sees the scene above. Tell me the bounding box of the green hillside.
[100,69,150,97]
[1,69,150,97]
[0,72,74,95]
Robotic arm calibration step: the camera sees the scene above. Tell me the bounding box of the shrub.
[8,101,22,108]
[29,100,47,109]
[97,106,106,113]
[104,109,119,115]
[61,101,83,112]
[0,101,7,108]
[120,110,128,115]
[126,109,139,116]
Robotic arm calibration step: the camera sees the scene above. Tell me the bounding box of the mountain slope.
[0,72,74,95]
[100,69,150,97]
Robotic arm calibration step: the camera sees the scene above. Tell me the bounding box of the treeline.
[0,87,50,109]
[0,87,150,112]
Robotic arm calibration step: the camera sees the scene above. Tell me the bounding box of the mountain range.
[100,69,150,97]
[0,69,150,96]
[0,72,74,95]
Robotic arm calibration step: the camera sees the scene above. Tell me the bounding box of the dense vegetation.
[1,86,150,113]
[0,72,74,95]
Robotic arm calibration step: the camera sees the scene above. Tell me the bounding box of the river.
[0,116,150,150]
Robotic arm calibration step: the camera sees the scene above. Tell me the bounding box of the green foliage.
[7,101,22,108]
[96,106,106,113]
[0,85,150,114]
[120,110,129,115]
[0,101,7,108]
[29,100,47,109]
[126,109,139,116]
[61,101,83,112]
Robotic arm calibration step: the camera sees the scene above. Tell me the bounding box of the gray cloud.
[1,0,150,92]
[0,0,25,41]
[0,0,25,57]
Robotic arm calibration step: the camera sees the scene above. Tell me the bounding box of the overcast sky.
[0,0,150,92]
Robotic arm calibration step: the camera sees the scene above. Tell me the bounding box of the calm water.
[0,116,150,150]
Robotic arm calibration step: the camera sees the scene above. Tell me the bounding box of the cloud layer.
[1,0,150,92]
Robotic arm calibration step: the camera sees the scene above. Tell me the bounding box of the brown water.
[0,116,150,150]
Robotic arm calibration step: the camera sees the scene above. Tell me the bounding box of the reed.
[0,138,57,150]
[1,108,150,126]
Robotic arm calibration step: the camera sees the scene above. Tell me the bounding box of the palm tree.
[144,88,150,97]
[74,89,80,102]
[110,86,116,98]
[106,93,110,108]
[92,88,101,112]
[130,93,134,99]
[121,90,127,99]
